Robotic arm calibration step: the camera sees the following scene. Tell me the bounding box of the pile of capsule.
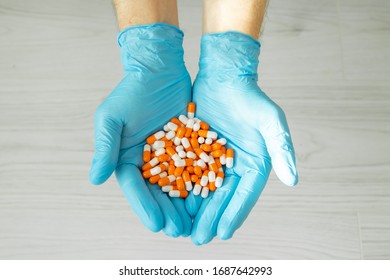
[141,102,234,199]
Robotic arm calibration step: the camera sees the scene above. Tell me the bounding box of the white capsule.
[217,138,227,145]
[162,185,174,192]
[220,154,226,165]
[200,174,209,187]
[155,148,165,156]
[154,131,165,140]
[208,171,216,182]
[193,183,202,196]
[178,150,187,158]
[171,154,181,162]
[153,141,166,150]
[163,125,169,132]
[165,175,176,183]
[226,158,234,168]
[198,137,205,144]
[186,151,196,159]
[218,167,223,173]
[174,137,181,146]
[181,137,191,149]
[150,165,162,176]
[175,145,184,152]
[215,177,223,188]
[179,115,188,125]
[167,122,178,131]
[144,144,151,152]
[201,187,209,198]
[199,152,210,163]
[169,190,184,198]
[207,131,218,139]
[193,121,200,132]
[148,157,159,168]
[205,137,213,145]
[185,181,193,191]
[159,171,168,178]
[165,130,175,140]
[197,159,206,168]
[174,159,186,167]
[186,118,195,129]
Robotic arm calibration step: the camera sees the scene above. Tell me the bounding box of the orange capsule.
[183,158,194,166]
[165,140,173,147]
[174,166,184,177]
[171,117,182,127]
[221,146,226,154]
[215,158,222,168]
[194,166,203,177]
[146,131,165,145]
[149,171,167,184]
[200,144,212,152]
[176,127,186,139]
[191,174,198,183]
[169,160,175,165]
[169,190,189,198]
[158,154,170,163]
[209,181,216,192]
[190,138,199,149]
[191,131,198,138]
[143,144,151,162]
[199,121,209,130]
[182,171,193,191]
[187,102,196,118]
[168,164,175,175]
[142,157,159,171]
[211,142,222,151]
[211,149,223,158]
[186,166,194,174]
[226,149,234,168]
[176,177,185,191]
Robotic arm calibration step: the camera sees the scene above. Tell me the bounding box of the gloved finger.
[260,105,298,187]
[148,184,184,238]
[171,198,192,237]
[184,191,203,217]
[217,170,268,240]
[115,164,164,232]
[89,104,122,185]
[191,175,240,246]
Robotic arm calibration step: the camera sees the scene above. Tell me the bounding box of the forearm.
[113,0,179,30]
[203,0,267,39]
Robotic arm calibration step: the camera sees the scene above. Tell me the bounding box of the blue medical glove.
[186,32,298,245]
[89,24,192,237]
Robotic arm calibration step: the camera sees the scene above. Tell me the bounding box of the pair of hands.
[89,24,298,245]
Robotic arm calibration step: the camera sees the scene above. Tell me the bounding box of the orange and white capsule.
[174,166,184,177]
[198,130,217,140]
[215,171,225,188]
[186,151,196,159]
[143,163,166,178]
[201,186,209,198]
[200,170,209,187]
[208,156,219,173]
[178,115,188,125]
[169,190,188,198]
[146,131,165,145]
[142,157,159,171]
[199,121,209,130]
[193,180,202,196]
[168,164,175,175]
[167,122,179,131]
[176,177,185,191]
[143,144,151,162]
[165,130,175,140]
[174,127,186,146]
[195,148,209,162]
[208,171,216,191]
[185,118,194,138]
[170,118,182,127]
[190,138,199,149]
[194,166,203,177]
[219,153,226,165]
[158,175,176,187]
[162,185,176,193]
[182,171,193,191]
[217,138,227,145]
[149,171,167,184]
[226,149,234,168]
[166,146,181,161]
[187,102,196,118]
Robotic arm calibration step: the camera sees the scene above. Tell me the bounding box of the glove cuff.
[198,32,260,81]
[118,23,186,74]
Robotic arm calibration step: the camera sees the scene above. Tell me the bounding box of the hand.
[186,32,298,245]
[89,24,192,237]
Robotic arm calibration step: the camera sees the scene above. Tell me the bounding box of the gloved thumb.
[89,104,122,185]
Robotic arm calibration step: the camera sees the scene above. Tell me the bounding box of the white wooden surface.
[0,0,389,259]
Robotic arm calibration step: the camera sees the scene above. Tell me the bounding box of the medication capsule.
[176,127,186,139]
[146,131,165,145]
[169,190,188,198]
[208,157,219,173]
[155,148,165,157]
[143,144,151,162]
[164,140,173,147]
[167,122,178,131]
[193,180,202,196]
[198,137,205,144]
[208,171,216,191]
[170,118,182,127]
[211,149,223,158]
[197,159,206,169]
[157,154,170,162]
[162,185,176,193]
[215,172,225,188]
[149,171,167,184]
[184,158,194,166]
[158,175,176,187]
[186,166,194,174]
[192,121,200,132]
[195,148,210,162]
[194,166,203,177]
[168,164,175,175]
[200,170,209,187]
[191,131,198,138]
[199,121,209,130]
[198,130,217,140]
[211,142,222,151]
[163,125,169,132]
[215,158,222,168]
[166,146,181,162]
[217,138,227,145]
[181,137,193,152]
[186,151,196,159]
[191,174,198,183]
[152,140,165,150]
[165,130,175,140]
[201,186,209,198]
[185,118,194,138]
[178,115,188,125]
[142,157,159,171]
[200,144,212,152]
[187,102,196,118]
[143,163,166,178]
[175,145,184,152]
[178,150,187,158]
[226,149,234,168]
[190,138,200,149]
[219,153,226,165]
[176,177,185,191]
[174,166,184,177]
[182,171,193,191]
[174,159,186,167]
[205,137,213,145]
